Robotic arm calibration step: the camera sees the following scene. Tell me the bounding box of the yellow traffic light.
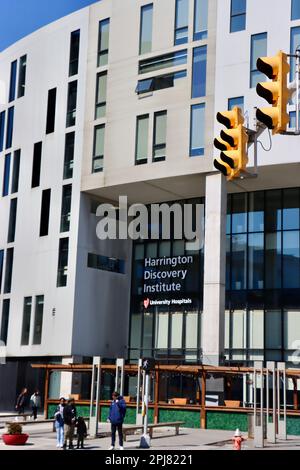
[213,106,249,180]
[256,50,290,134]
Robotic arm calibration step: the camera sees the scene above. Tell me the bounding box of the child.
[232,428,245,450]
[76,416,87,449]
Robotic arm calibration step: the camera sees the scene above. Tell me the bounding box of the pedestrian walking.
[30,389,41,420]
[63,398,77,449]
[232,428,245,450]
[54,397,66,448]
[15,388,28,415]
[108,391,126,450]
[76,416,87,449]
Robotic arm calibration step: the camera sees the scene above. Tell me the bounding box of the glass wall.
[139,4,153,54]
[250,32,267,88]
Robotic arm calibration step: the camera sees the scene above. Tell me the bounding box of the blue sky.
[0,0,99,51]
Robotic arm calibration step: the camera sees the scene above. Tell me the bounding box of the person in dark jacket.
[15,388,28,415]
[63,398,77,449]
[76,416,87,449]
[108,391,126,450]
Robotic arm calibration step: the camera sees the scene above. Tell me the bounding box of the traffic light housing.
[256,50,290,134]
[142,358,155,374]
[213,106,249,180]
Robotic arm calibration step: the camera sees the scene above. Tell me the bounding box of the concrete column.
[201,173,227,366]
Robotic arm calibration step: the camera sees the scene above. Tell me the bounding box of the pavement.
[1,420,300,450]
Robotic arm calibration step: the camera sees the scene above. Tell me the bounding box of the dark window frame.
[97,18,110,67]
[92,124,105,173]
[152,110,167,162]
[46,88,57,134]
[39,189,51,237]
[69,29,80,77]
[230,0,247,33]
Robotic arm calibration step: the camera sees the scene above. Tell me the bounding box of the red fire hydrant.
[232,428,244,450]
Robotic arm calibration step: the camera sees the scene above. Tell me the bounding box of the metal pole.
[296,48,300,134]
[136,359,142,424]
[139,372,151,448]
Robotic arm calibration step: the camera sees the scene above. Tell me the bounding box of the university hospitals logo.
[143,298,150,309]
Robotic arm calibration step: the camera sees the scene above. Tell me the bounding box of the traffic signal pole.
[295,49,300,134]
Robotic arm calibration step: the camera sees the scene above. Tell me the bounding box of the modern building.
[1,0,300,416]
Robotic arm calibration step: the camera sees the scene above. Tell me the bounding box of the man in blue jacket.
[108,391,126,450]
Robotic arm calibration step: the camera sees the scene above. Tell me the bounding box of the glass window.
[231,234,247,290]
[98,18,110,67]
[283,188,300,230]
[226,235,231,289]
[250,33,267,88]
[17,55,27,98]
[228,96,244,112]
[284,310,300,354]
[248,191,264,232]
[0,299,10,345]
[2,154,11,197]
[265,189,282,231]
[143,311,153,354]
[191,46,207,98]
[92,124,105,173]
[185,312,198,349]
[153,111,167,162]
[291,27,300,81]
[194,0,208,41]
[265,310,282,349]
[66,81,77,127]
[46,88,57,134]
[170,312,183,349]
[135,71,187,94]
[57,238,69,287]
[140,4,153,54]
[130,313,142,354]
[159,241,171,257]
[64,132,75,179]
[33,295,44,345]
[69,29,80,76]
[283,231,300,288]
[139,49,187,74]
[135,115,149,165]
[11,149,21,194]
[248,233,264,290]
[87,253,125,274]
[0,111,5,152]
[4,248,13,294]
[230,0,246,33]
[60,184,72,233]
[231,309,246,349]
[6,107,14,149]
[146,242,157,258]
[225,310,230,349]
[291,0,300,20]
[289,110,300,128]
[232,193,247,233]
[95,72,107,119]
[248,310,264,349]
[31,142,42,188]
[190,103,205,156]
[0,250,4,293]
[39,189,51,237]
[21,297,32,345]
[9,60,17,102]
[155,312,169,349]
[7,198,17,243]
[265,232,282,289]
[174,0,189,45]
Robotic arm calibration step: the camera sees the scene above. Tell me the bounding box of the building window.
[39,189,51,237]
[46,88,57,134]
[17,55,27,98]
[191,45,207,98]
[4,248,14,294]
[0,299,10,345]
[33,295,44,345]
[0,111,5,152]
[194,0,208,41]
[92,124,105,173]
[9,60,17,102]
[60,184,72,233]
[98,18,110,67]
[69,29,80,76]
[190,103,205,156]
[31,142,42,188]
[153,111,167,162]
[7,198,17,243]
[63,132,75,179]
[136,70,187,94]
[174,0,189,45]
[135,115,149,165]
[95,71,107,119]
[139,4,153,54]
[2,154,11,197]
[290,27,300,81]
[88,253,125,274]
[21,297,32,345]
[0,250,4,293]
[250,32,267,88]
[292,0,300,20]
[139,49,188,74]
[57,238,69,287]
[228,96,244,112]
[66,81,77,127]
[11,149,21,194]
[230,0,246,33]
[5,107,14,149]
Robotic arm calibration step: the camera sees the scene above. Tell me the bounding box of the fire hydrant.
[232,428,244,450]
